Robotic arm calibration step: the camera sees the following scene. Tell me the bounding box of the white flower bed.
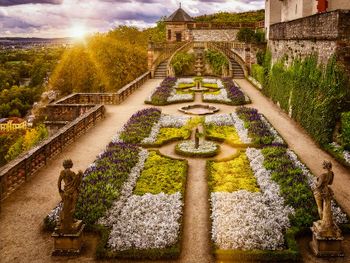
[167,89,194,103]
[248,76,263,90]
[205,113,234,126]
[203,78,217,84]
[176,78,194,85]
[108,192,183,250]
[177,140,218,154]
[210,148,293,250]
[203,88,231,103]
[211,191,290,250]
[286,149,348,224]
[260,115,284,144]
[231,112,251,144]
[217,80,224,88]
[159,114,190,128]
[99,149,149,226]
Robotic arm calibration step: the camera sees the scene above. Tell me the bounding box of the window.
[168,29,171,40]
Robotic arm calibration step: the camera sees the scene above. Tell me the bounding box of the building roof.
[166,7,194,22]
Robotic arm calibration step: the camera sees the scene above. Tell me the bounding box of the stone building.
[265,0,350,38]
[265,0,350,72]
[165,7,263,43]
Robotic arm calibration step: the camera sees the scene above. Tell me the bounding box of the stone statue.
[57,159,83,234]
[195,128,200,149]
[313,161,341,238]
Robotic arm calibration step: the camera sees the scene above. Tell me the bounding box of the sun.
[69,24,88,39]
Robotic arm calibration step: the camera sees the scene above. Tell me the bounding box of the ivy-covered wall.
[254,52,350,146]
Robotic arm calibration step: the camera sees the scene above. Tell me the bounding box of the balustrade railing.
[0,71,151,206]
[0,105,105,203]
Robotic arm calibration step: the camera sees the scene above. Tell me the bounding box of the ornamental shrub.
[251,64,265,86]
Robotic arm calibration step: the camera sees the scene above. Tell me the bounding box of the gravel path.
[1,77,349,262]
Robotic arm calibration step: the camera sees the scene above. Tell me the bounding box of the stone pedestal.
[310,222,344,257]
[52,224,85,256]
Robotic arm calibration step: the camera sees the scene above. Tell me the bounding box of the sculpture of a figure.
[313,161,341,237]
[195,128,200,149]
[58,159,83,234]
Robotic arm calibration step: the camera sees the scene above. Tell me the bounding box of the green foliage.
[4,124,48,162]
[0,130,24,166]
[261,146,318,228]
[251,64,265,87]
[341,112,350,150]
[207,152,259,193]
[195,10,264,23]
[205,50,228,75]
[237,28,265,44]
[263,54,350,145]
[133,151,187,195]
[171,52,195,76]
[204,124,242,146]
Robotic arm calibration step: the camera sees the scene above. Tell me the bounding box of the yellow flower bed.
[208,152,259,193]
[155,127,191,144]
[205,125,242,145]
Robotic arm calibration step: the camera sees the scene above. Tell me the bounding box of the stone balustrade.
[0,71,151,207]
[0,105,105,203]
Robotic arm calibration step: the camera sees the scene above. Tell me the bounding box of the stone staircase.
[154,60,168,79]
[230,58,245,79]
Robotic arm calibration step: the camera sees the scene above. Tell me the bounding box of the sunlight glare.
[70,24,88,39]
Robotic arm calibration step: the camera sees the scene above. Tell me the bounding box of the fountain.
[179,104,219,115]
[175,125,220,158]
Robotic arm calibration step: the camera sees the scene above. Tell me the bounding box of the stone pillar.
[147,41,155,78]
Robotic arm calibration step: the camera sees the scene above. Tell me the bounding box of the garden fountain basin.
[178,104,219,115]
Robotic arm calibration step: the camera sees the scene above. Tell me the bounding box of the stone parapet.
[269,10,350,41]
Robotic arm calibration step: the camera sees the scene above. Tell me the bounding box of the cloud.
[0,0,264,37]
[0,0,62,6]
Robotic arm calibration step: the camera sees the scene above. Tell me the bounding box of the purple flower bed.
[222,78,249,105]
[74,142,141,226]
[119,108,161,144]
[236,107,276,145]
[147,77,177,105]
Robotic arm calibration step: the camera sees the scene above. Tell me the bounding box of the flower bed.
[99,150,187,259]
[145,77,195,105]
[119,108,161,144]
[141,114,191,146]
[209,149,293,254]
[325,142,350,168]
[222,78,250,105]
[204,113,247,146]
[207,152,259,193]
[175,140,219,158]
[44,143,144,229]
[236,107,285,146]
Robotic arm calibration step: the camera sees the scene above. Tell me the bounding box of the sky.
[0,0,264,38]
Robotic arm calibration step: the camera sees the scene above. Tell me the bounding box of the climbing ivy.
[171,52,195,76]
[261,54,350,145]
[205,50,228,75]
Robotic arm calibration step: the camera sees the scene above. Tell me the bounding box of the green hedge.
[251,64,265,86]
[262,54,350,146]
[341,112,350,150]
[171,52,195,76]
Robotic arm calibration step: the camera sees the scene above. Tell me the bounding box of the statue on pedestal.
[52,159,85,256]
[195,128,200,149]
[57,159,83,234]
[313,161,341,237]
[310,160,344,257]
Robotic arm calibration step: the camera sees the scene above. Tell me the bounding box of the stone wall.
[191,29,239,42]
[269,10,350,68]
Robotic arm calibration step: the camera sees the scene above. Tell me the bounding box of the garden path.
[1,77,350,263]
